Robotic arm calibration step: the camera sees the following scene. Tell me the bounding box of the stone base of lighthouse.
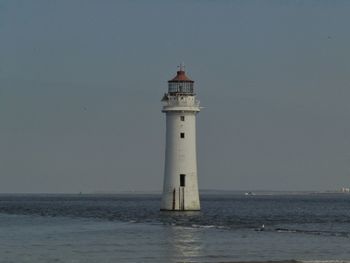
[160,186,200,211]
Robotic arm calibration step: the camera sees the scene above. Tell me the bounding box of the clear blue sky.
[1,0,350,193]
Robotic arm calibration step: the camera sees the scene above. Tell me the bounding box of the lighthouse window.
[180,116,185,121]
[180,174,186,187]
[180,132,185,138]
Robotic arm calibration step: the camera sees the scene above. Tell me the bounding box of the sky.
[1,0,350,193]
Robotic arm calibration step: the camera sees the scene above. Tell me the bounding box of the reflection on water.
[160,211,203,262]
[167,226,203,261]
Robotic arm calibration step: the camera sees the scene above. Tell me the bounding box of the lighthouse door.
[179,174,186,210]
[180,174,186,187]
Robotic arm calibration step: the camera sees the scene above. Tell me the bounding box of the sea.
[0,193,349,263]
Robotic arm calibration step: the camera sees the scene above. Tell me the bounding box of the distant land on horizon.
[1,189,348,195]
[91,189,350,195]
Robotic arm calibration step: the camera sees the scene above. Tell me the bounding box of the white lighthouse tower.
[160,65,201,211]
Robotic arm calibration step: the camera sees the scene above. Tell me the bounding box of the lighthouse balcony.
[162,95,200,112]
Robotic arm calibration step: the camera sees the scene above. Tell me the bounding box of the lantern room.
[168,68,194,95]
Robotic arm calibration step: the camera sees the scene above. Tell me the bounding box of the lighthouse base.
[160,187,200,211]
[160,209,200,212]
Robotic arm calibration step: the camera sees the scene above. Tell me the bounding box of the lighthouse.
[160,65,201,211]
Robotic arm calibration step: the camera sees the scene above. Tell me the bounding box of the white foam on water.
[301,261,350,263]
[192,224,216,228]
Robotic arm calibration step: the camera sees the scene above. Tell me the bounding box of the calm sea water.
[0,193,349,263]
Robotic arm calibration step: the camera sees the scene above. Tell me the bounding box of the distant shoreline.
[0,190,349,196]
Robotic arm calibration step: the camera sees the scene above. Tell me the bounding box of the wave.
[215,261,350,263]
[275,228,350,238]
[301,261,350,263]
